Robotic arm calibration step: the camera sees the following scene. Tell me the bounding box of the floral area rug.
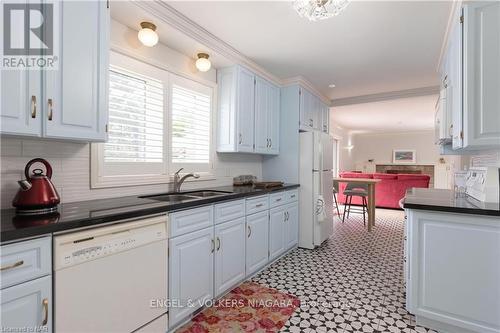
[176,281,300,333]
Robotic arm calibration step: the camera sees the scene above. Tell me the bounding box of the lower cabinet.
[246,211,270,276]
[169,227,214,328]
[269,206,286,261]
[1,275,52,333]
[285,203,299,249]
[214,218,246,297]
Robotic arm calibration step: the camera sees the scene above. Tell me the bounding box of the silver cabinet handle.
[238,133,242,145]
[42,298,49,326]
[216,237,221,251]
[0,260,24,271]
[47,99,53,121]
[255,203,263,208]
[309,119,313,127]
[276,198,282,202]
[269,138,272,148]
[211,239,215,253]
[248,225,252,238]
[31,95,37,118]
[290,194,296,198]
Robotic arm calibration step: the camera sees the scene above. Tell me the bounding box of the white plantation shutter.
[106,68,164,163]
[170,76,213,171]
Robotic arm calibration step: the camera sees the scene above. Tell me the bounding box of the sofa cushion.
[372,173,397,180]
[397,174,431,181]
[340,172,374,179]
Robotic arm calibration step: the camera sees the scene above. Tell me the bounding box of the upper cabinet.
[437,2,500,152]
[299,86,330,133]
[0,1,109,142]
[217,65,280,155]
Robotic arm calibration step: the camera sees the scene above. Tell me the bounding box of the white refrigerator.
[299,131,334,249]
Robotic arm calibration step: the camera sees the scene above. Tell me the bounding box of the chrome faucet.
[173,168,200,192]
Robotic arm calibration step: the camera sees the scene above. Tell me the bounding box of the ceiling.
[167,1,452,100]
[331,94,438,132]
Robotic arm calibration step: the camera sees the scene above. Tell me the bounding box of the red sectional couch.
[337,172,431,209]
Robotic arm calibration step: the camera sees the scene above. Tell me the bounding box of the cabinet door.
[1,275,52,333]
[0,68,42,136]
[214,218,246,297]
[285,203,299,249]
[169,227,214,328]
[312,97,321,131]
[463,2,500,149]
[300,88,313,129]
[44,1,109,141]
[236,66,255,152]
[268,83,280,154]
[450,17,463,150]
[246,211,269,276]
[269,206,286,261]
[322,104,330,133]
[254,77,269,154]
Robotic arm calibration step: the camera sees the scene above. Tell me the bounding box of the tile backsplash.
[0,138,262,209]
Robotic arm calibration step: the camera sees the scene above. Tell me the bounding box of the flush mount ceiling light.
[329,84,336,88]
[195,53,211,72]
[293,0,350,21]
[138,21,159,47]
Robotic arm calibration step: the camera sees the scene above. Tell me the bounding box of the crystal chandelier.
[293,0,350,21]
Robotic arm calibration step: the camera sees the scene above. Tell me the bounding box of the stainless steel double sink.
[140,190,233,203]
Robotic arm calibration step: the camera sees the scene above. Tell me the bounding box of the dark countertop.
[1,184,299,243]
[403,188,500,217]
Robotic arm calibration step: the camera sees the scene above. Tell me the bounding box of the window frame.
[91,51,216,189]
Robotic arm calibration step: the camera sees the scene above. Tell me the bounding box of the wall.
[350,130,459,166]
[328,120,355,172]
[0,20,262,209]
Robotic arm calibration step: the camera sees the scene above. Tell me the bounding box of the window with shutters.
[91,52,214,188]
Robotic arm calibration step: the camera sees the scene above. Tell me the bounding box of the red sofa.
[337,172,431,209]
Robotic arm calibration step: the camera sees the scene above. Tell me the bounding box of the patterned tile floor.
[252,209,438,333]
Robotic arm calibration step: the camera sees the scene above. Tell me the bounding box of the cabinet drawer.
[214,200,245,225]
[269,192,286,208]
[170,206,214,238]
[1,236,51,289]
[246,195,269,215]
[285,189,299,204]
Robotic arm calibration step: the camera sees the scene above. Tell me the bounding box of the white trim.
[130,1,334,104]
[331,86,440,107]
[436,0,462,73]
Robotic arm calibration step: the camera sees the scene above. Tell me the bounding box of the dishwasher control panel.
[53,215,167,270]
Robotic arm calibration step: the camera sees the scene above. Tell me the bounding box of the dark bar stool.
[333,179,340,217]
[342,182,369,226]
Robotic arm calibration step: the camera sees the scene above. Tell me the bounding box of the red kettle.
[12,158,60,211]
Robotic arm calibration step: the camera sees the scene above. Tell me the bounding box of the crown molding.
[131,1,333,103]
[331,86,440,107]
[436,0,462,72]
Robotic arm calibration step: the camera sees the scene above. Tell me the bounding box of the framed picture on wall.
[393,150,416,164]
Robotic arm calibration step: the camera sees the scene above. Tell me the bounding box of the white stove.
[465,167,500,203]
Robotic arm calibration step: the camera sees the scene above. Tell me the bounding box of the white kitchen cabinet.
[312,97,321,131]
[405,209,500,333]
[169,227,214,328]
[268,83,280,154]
[269,206,286,261]
[449,17,463,150]
[217,65,255,153]
[214,218,246,297]
[462,2,500,149]
[0,69,42,137]
[255,77,280,155]
[0,1,109,142]
[299,87,314,130]
[285,203,299,249]
[1,276,52,333]
[44,1,109,141]
[245,211,269,276]
[321,104,330,133]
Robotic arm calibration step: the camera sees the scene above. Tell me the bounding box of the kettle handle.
[24,158,53,179]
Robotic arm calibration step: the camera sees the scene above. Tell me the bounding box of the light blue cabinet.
[269,206,286,261]
[217,65,279,154]
[1,236,52,333]
[0,1,109,142]
[299,86,329,133]
[285,203,299,249]
[169,227,214,328]
[246,211,270,276]
[214,218,246,296]
[1,276,52,333]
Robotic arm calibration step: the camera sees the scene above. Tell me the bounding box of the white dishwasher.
[54,214,168,333]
